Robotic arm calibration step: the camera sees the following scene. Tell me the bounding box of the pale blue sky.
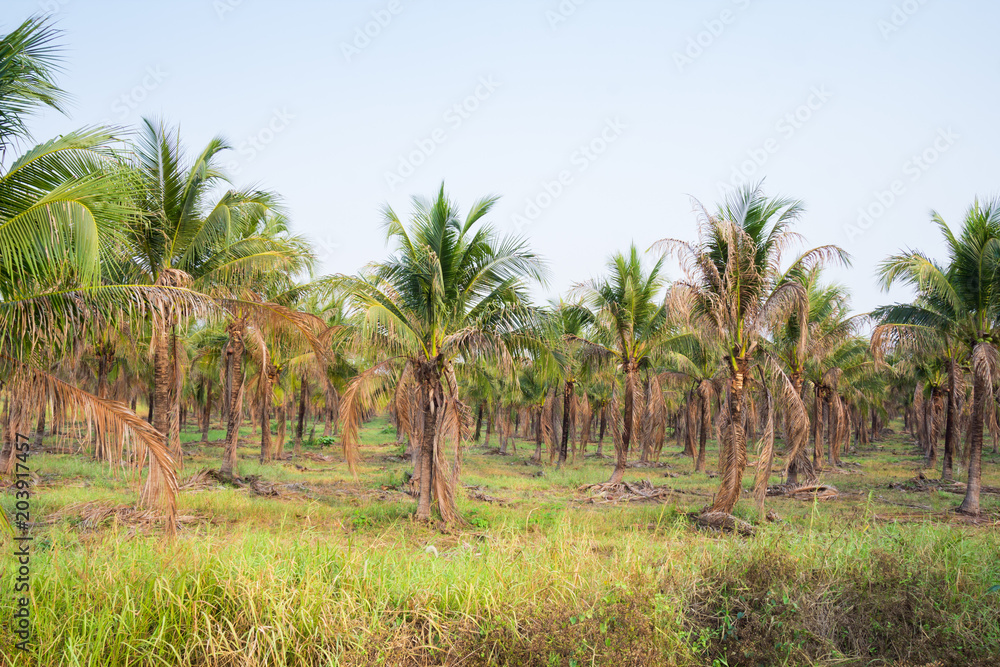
[5,0,998,312]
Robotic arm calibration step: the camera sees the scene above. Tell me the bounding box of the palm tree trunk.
[94,349,111,461]
[295,379,308,455]
[597,405,606,456]
[498,408,507,453]
[959,369,985,515]
[275,403,286,459]
[684,391,697,459]
[322,406,333,438]
[474,402,484,443]
[813,386,825,469]
[533,411,543,463]
[608,365,636,484]
[33,407,45,450]
[220,321,245,477]
[558,380,573,467]
[696,383,710,473]
[711,363,748,514]
[824,394,834,466]
[169,326,182,462]
[152,325,172,472]
[415,361,442,522]
[202,382,212,442]
[925,391,940,466]
[260,392,273,462]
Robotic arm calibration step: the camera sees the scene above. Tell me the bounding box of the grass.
[2,417,1000,666]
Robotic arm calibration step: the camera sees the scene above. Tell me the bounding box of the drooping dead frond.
[711,378,748,513]
[339,357,405,474]
[776,366,813,482]
[220,298,330,364]
[441,328,513,373]
[1,355,178,532]
[751,384,775,516]
[642,374,667,460]
[442,360,472,496]
[972,342,1000,397]
[393,363,417,445]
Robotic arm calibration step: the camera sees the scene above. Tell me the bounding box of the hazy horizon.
[5,0,998,314]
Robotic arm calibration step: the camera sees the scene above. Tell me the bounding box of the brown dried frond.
[971,342,1000,396]
[751,387,775,516]
[773,365,813,481]
[339,357,406,474]
[711,379,748,513]
[2,356,178,532]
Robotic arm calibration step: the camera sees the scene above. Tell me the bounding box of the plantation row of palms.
[1,16,996,531]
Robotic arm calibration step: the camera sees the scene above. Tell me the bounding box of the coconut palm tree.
[0,17,180,520]
[875,198,1000,513]
[338,184,545,522]
[653,183,848,514]
[659,304,722,473]
[575,245,669,484]
[119,123,317,475]
[537,299,595,467]
[772,271,858,479]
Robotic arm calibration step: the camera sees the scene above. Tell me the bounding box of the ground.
[1,417,999,666]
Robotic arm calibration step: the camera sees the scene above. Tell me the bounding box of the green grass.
[2,418,1000,665]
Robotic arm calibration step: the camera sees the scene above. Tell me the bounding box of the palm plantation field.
[3,13,1000,667]
[2,414,999,666]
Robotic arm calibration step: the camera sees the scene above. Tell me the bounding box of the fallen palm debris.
[627,460,672,469]
[691,510,756,536]
[179,468,313,499]
[291,463,339,472]
[51,501,200,532]
[888,473,1000,496]
[300,452,336,463]
[766,482,841,500]
[577,479,709,504]
[463,485,510,506]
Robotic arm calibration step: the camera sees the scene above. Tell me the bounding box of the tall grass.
[3,419,1000,665]
[3,508,999,666]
